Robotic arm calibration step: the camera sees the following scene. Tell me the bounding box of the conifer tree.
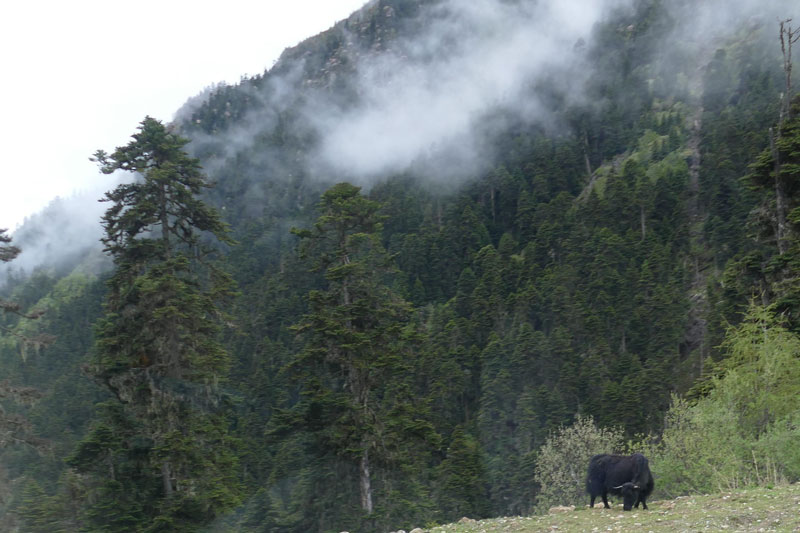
[0,230,50,451]
[747,21,799,256]
[286,183,433,522]
[0,229,20,263]
[435,426,489,520]
[70,117,240,531]
[750,95,800,255]
[745,95,800,320]
[0,229,21,329]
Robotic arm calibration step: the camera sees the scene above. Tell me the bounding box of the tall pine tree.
[70,117,240,532]
[0,229,50,452]
[283,183,435,529]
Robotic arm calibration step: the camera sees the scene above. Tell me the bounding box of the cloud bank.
[307,0,632,182]
[194,0,795,190]
[7,0,798,280]
[0,183,116,286]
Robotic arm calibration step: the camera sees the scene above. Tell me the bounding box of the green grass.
[418,484,800,532]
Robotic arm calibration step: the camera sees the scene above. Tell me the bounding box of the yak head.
[612,482,641,511]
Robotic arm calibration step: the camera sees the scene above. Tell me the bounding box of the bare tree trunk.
[774,20,800,255]
[161,461,173,497]
[359,447,373,514]
[108,451,116,480]
[769,128,789,255]
[780,20,798,120]
[160,184,171,261]
[640,204,646,241]
[583,130,592,178]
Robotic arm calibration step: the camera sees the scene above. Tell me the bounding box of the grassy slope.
[418,484,800,532]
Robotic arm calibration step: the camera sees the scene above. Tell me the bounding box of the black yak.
[586,453,654,511]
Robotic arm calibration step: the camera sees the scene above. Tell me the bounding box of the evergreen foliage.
[0,229,20,264]
[66,117,241,531]
[273,183,438,531]
[646,304,800,497]
[0,231,52,454]
[742,96,800,322]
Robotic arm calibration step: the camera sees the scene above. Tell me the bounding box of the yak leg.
[602,492,610,509]
[634,493,648,510]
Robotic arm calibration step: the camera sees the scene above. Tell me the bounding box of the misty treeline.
[2,0,800,531]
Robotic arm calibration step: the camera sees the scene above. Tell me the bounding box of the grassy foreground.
[419,484,800,532]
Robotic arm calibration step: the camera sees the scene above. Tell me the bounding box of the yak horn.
[633,484,640,489]
[612,485,624,489]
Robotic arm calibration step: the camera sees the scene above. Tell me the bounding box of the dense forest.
[2,0,800,531]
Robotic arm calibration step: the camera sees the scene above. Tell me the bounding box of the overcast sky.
[0,0,367,232]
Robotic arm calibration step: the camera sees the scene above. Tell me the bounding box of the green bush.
[532,415,624,512]
[645,395,750,497]
[646,304,800,497]
[751,413,800,484]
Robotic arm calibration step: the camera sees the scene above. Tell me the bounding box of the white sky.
[0,0,367,232]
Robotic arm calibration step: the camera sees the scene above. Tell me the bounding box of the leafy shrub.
[645,395,750,497]
[532,415,624,512]
[646,304,800,497]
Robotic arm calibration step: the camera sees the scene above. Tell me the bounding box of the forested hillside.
[2,0,800,531]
